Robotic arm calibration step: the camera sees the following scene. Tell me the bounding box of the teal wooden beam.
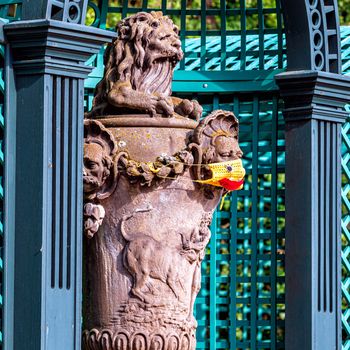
[172,70,282,93]
[85,69,283,93]
[2,20,16,350]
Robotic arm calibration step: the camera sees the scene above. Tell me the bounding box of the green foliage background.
[339,0,350,25]
[87,0,350,28]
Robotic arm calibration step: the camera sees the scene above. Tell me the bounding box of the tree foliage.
[339,0,350,25]
[87,0,350,29]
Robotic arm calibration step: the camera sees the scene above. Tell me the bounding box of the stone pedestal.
[82,112,244,350]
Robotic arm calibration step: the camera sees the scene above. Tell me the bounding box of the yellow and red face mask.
[196,159,245,191]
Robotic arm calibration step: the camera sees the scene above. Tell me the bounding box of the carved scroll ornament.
[82,11,245,350]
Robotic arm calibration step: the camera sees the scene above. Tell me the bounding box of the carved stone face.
[213,135,243,163]
[83,142,111,195]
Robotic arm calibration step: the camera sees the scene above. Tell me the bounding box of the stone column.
[4,20,114,349]
[276,71,350,350]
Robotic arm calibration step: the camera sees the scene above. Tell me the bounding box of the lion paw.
[190,99,203,121]
[174,99,202,121]
[149,94,174,117]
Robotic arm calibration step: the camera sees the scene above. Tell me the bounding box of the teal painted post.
[209,211,217,348]
[229,190,237,350]
[3,20,114,349]
[276,71,350,350]
[2,26,16,350]
[270,96,279,350]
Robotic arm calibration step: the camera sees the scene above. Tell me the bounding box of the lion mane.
[89,11,183,117]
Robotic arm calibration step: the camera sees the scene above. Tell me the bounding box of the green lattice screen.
[194,95,285,349]
[84,1,350,346]
[341,26,350,350]
[86,0,285,73]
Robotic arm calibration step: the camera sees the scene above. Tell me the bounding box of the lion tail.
[120,213,134,242]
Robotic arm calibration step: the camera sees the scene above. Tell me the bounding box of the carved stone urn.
[82,11,244,350]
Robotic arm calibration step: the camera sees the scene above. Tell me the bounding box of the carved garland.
[119,150,194,186]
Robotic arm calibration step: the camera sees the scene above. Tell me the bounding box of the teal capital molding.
[276,70,350,123]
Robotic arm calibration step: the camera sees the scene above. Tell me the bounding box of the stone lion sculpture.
[87,11,202,120]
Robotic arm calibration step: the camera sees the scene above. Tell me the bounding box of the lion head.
[92,11,183,111]
[189,110,243,181]
[116,11,183,70]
